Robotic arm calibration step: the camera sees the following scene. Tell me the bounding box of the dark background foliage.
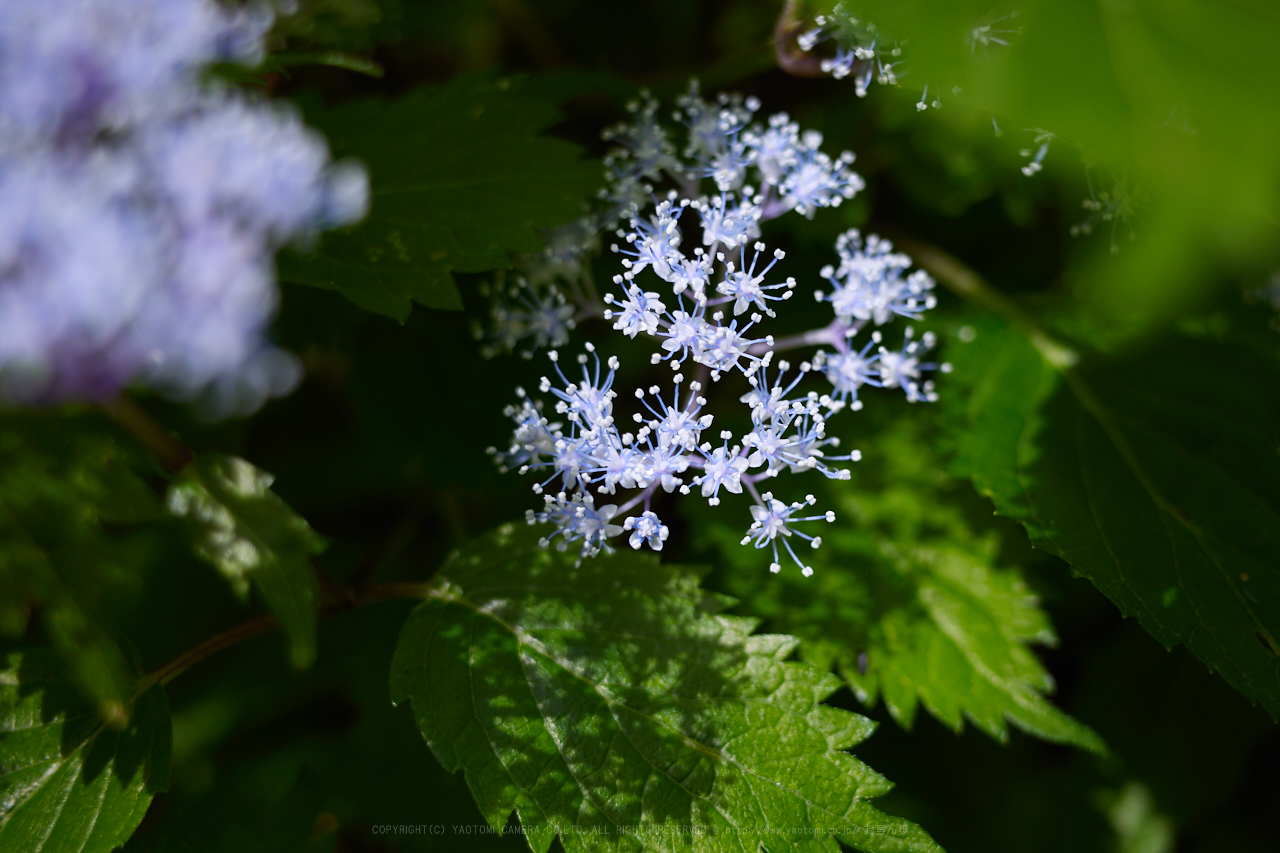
[3,2,1278,852]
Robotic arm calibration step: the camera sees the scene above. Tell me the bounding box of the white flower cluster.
[0,0,368,413]
[488,84,948,574]
[796,4,904,98]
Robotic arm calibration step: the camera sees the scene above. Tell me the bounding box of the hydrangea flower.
[795,4,905,99]
[624,510,670,551]
[740,493,835,577]
[817,230,938,326]
[717,243,795,317]
[527,491,623,563]
[0,0,369,413]
[479,279,577,359]
[813,336,882,403]
[486,84,948,572]
[877,328,950,403]
[780,131,863,217]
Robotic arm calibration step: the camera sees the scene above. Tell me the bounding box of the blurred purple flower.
[0,0,369,414]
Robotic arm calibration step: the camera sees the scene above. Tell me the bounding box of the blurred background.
[9,1,1275,851]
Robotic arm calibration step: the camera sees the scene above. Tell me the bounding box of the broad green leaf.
[0,412,162,724]
[950,316,1280,717]
[167,456,325,669]
[0,646,171,853]
[390,523,940,853]
[698,413,1103,753]
[853,0,1280,338]
[277,75,602,322]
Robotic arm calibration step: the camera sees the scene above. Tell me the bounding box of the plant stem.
[136,580,439,694]
[749,321,842,356]
[103,395,194,474]
[103,388,446,694]
[774,0,830,77]
[141,615,279,691]
[893,237,1080,369]
[617,481,659,515]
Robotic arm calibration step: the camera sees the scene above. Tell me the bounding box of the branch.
[136,580,439,694]
[102,395,194,474]
[892,237,1080,370]
[103,393,445,692]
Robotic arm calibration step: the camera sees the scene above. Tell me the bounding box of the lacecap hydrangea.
[487,84,949,575]
[0,0,368,414]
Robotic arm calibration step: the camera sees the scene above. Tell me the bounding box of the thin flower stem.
[141,615,279,691]
[774,0,829,77]
[617,481,659,515]
[563,275,588,307]
[580,270,602,307]
[750,321,842,356]
[357,581,440,605]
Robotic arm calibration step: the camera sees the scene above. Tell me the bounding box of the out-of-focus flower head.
[0,0,369,415]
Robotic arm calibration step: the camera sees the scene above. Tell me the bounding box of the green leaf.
[0,412,162,724]
[277,75,602,322]
[858,0,1280,338]
[697,411,1103,754]
[949,319,1060,520]
[167,456,325,670]
[951,317,1280,717]
[390,523,941,853]
[0,646,171,853]
[1099,782,1175,853]
[268,0,439,53]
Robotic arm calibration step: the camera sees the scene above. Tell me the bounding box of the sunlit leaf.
[0,646,171,853]
[168,456,325,669]
[390,523,940,853]
[850,0,1280,338]
[698,412,1103,753]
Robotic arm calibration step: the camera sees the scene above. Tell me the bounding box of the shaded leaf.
[390,523,940,853]
[278,75,601,321]
[949,316,1280,717]
[168,456,325,669]
[121,600,525,853]
[0,412,162,724]
[0,646,171,853]
[269,0,440,53]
